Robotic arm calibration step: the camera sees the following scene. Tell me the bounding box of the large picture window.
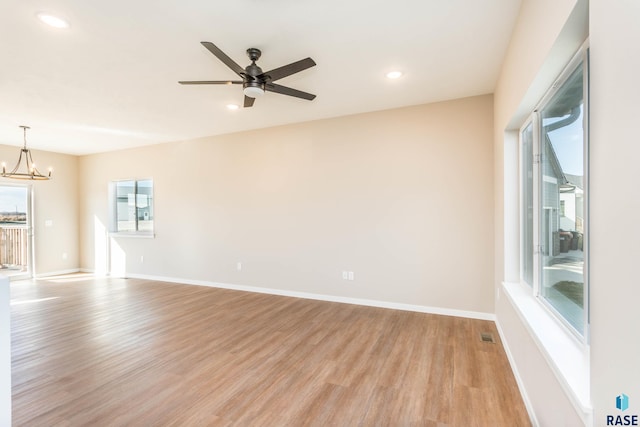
[110,179,154,235]
[520,48,588,337]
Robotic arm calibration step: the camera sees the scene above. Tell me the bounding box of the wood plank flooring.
[10,275,531,426]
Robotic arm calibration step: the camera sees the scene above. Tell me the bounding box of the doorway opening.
[0,185,31,278]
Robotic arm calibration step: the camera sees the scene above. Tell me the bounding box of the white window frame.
[519,44,589,344]
[519,115,539,289]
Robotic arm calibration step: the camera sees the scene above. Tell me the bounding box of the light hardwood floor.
[11,275,531,426]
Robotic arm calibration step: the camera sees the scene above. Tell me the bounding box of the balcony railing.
[0,226,28,271]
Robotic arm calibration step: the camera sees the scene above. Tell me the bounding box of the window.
[110,179,154,236]
[519,47,588,337]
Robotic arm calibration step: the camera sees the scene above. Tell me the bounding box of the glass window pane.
[0,186,28,225]
[136,179,153,232]
[116,180,136,232]
[539,63,585,334]
[521,122,534,286]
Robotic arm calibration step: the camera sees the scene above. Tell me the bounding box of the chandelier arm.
[7,150,26,175]
[26,149,41,176]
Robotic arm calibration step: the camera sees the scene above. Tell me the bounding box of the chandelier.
[2,126,52,180]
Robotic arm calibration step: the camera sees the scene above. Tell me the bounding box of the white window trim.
[109,231,155,239]
[502,281,591,422]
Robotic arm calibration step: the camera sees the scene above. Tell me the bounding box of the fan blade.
[178,80,243,85]
[244,96,256,108]
[201,42,245,76]
[262,58,316,82]
[265,83,316,100]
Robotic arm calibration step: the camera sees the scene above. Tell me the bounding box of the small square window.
[110,179,154,236]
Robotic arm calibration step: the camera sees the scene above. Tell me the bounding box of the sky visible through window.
[0,186,27,214]
[546,106,584,176]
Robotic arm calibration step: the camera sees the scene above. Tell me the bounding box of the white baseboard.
[123,273,495,321]
[80,268,110,275]
[34,268,81,279]
[495,319,540,427]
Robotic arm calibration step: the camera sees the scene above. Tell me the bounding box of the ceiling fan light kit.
[179,42,316,108]
[243,84,265,98]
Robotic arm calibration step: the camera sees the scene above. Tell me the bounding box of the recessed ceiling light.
[37,13,70,29]
[226,104,240,110]
[386,71,403,79]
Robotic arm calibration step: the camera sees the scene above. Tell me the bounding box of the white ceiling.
[0,0,522,155]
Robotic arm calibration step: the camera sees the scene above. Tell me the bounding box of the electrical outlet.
[342,271,348,280]
[348,271,354,281]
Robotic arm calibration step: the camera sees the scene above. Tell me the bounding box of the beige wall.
[79,95,495,314]
[0,145,79,276]
[590,0,640,424]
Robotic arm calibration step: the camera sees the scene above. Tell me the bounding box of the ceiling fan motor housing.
[243,56,265,98]
[244,62,263,77]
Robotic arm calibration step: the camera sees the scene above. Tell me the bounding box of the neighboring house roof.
[545,135,567,185]
[564,173,584,190]
[544,140,584,193]
[543,103,582,190]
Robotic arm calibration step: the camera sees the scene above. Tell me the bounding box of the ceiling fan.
[179,42,317,108]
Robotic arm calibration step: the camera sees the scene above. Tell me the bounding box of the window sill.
[501,281,591,421]
[109,232,155,239]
